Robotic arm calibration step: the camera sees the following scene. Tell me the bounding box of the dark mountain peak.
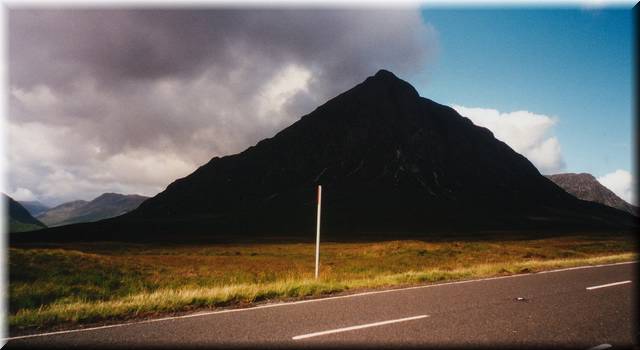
[359,69,419,99]
[121,70,635,234]
[14,69,636,243]
[373,69,398,79]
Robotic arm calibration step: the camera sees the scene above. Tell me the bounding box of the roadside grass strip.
[10,252,636,330]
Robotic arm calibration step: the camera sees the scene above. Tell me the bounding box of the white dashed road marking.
[292,315,429,340]
[586,280,631,290]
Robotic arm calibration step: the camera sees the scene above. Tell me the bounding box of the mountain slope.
[546,173,637,216]
[13,70,636,242]
[36,193,148,227]
[35,200,89,227]
[5,194,47,233]
[19,201,50,216]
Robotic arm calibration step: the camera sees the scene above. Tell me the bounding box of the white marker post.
[315,185,322,279]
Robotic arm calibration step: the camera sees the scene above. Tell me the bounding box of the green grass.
[9,219,45,233]
[9,233,637,332]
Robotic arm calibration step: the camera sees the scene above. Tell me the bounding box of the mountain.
[546,173,637,216]
[19,201,50,216]
[12,70,636,243]
[36,193,149,227]
[4,194,47,233]
[35,200,89,227]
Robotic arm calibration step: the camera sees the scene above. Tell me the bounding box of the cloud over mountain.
[8,9,437,205]
[452,105,565,175]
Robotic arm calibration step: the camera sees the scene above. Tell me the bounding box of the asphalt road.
[5,261,637,349]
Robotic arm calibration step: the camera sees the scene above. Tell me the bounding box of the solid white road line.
[586,280,632,290]
[4,260,636,341]
[292,315,429,340]
[587,343,612,350]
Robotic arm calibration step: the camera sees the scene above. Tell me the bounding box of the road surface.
[5,261,637,348]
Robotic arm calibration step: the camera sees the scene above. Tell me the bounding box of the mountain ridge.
[36,193,149,227]
[546,173,637,216]
[18,201,50,216]
[12,70,636,243]
[4,194,47,233]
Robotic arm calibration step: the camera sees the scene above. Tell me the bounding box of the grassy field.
[9,233,637,333]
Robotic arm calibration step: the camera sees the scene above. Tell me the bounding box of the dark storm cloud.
[11,9,433,93]
[7,8,437,204]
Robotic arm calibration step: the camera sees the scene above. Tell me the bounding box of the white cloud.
[452,105,566,174]
[8,187,36,202]
[11,85,59,111]
[6,121,197,206]
[597,169,636,205]
[257,64,312,125]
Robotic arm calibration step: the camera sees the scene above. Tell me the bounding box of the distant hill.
[19,201,50,216]
[14,69,636,243]
[546,173,638,216]
[36,193,148,227]
[4,194,47,232]
[36,200,88,227]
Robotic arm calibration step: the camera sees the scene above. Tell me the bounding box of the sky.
[4,6,636,206]
[415,7,635,203]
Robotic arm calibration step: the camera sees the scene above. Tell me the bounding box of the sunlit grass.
[9,234,636,331]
